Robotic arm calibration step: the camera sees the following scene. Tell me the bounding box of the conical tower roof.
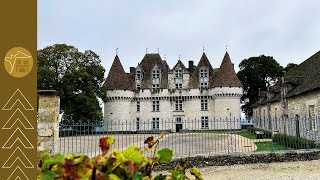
[104,55,133,90]
[189,53,218,88]
[213,52,242,87]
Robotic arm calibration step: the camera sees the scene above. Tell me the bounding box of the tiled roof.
[139,53,169,89]
[105,51,242,90]
[212,52,242,87]
[285,51,320,97]
[189,53,218,88]
[170,60,189,73]
[104,55,133,90]
[253,50,320,106]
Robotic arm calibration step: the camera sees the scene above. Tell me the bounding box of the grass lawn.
[233,130,256,139]
[255,141,287,152]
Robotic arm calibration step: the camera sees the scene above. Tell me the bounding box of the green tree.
[237,55,283,117]
[283,63,298,73]
[38,44,107,124]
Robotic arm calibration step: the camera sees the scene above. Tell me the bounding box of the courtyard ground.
[58,133,258,157]
[199,159,320,180]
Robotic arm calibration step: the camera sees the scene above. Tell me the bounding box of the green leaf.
[66,154,74,160]
[123,146,144,164]
[108,136,115,145]
[157,148,174,164]
[41,158,54,171]
[190,167,203,180]
[134,172,144,180]
[39,171,55,180]
[108,174,122,180]
[171,171,186,180]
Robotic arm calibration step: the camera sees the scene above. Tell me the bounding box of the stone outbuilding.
[252,51,320,142]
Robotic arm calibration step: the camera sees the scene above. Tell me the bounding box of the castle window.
[152,118,160,130]
[136,118,140,130]
[137,102,140,112]
[175,83,182,89]
[309,105,316,131]
[175,68,183,78]
[201,99,208,111]
[200,68,208,78]
[152,70,160,79]
[136,70,142,80]
[135,68,142,89]
[175,100,183,111]
[152,84,160,89]
[152,101,160,111]
[201,116,209,129]
[200,82,208,88]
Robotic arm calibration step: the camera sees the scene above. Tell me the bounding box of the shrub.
[273,134,317,149]
[38,134,203,180]
[247,127,272,139]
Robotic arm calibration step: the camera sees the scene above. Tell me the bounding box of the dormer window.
[136,70,142,80]
[135,68,143,90]
[152,66,161,89]
[200,68,209,78]
[175,68,183,78]
[152,70,160,79]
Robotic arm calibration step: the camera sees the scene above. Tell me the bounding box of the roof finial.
[202,45,205,53]
[146,48,148,54]
[157,48,160,54]
[164,53,166,60]
[225,45,228,52]
[116,48,118,55]
[178,54,181,60]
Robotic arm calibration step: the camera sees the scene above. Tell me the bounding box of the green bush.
[273,134,317,149]
[38,134,203,180]
[247,127,273,139]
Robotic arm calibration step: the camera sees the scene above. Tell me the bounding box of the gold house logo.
[4,47,33,78]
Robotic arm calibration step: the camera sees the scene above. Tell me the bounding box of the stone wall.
[155,149,320,171]
[252,90,320,142]
[37,90,60,152]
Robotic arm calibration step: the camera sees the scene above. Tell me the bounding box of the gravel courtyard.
[200,159,320,180]
[58,132,257,157]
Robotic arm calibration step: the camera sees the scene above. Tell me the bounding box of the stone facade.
[104,52,243,131]
[37,90,60,152]
[253,90,320,142]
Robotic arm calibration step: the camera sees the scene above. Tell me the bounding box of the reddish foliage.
[144,136,155,148]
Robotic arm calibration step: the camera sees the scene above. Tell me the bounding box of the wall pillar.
[37,90,60,153]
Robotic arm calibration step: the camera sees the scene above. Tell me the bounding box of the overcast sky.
[38,0,320,75]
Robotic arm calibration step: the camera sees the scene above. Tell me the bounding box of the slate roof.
[189,53,218,88]
[253,50,320,106]
[212,52,242,87]
[169,60,189,73]
[139,53,169,89]
[104,55,133,90]
[104,51,241,90]
[285,51,320,97]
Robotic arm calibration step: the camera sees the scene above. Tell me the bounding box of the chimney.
[130,67,135,74]
[188,60,194,71]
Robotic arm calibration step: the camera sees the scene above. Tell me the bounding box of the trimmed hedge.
[273,134,318,149]
[247,127,273,139]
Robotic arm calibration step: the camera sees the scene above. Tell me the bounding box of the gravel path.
[200,159,320,180]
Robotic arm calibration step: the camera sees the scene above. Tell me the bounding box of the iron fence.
[57,117,320,158]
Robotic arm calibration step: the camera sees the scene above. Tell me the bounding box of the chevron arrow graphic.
[2,108,34,129]
[2,147,34,168]
[2,89,34,110]
[2,128,34,149]
[7,166,29,180]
